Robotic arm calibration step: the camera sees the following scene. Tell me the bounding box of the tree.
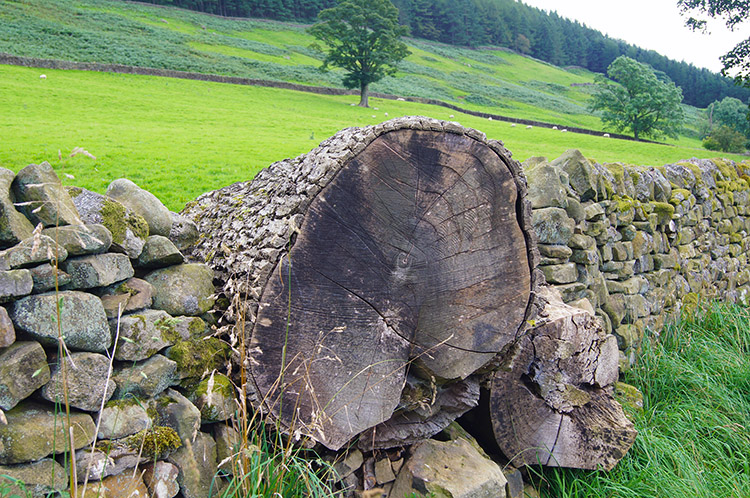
[712,96,750,137]
[589,56,685,140]
[309,0,410,107]
[704,125,747,152]
[678,0,750,88]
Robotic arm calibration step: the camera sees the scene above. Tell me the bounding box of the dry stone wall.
[0,163,233,498]
[526,149,750,369]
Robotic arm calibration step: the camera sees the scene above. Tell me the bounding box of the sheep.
[449,114,455,118]
[39,74,47,79]
[552,126,558,130]
[488,117,493,121]
[397,97,405,101]
[526,125,533,129]
[511,123,516,127]
[603,133,610,138]
[561,129,568,133]
[384,112,388,116]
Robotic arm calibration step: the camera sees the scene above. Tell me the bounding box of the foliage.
[704,125,748,152]
[678,0,750,88]
[535,302,750,498]
[711,96,750,137]
[309,0,410,106]
[590,56,685,140]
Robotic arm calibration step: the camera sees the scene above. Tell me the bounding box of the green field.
[2,64,746,210]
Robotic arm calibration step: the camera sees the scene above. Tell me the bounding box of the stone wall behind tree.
[527,150,750,369]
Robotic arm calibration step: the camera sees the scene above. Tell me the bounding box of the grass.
[2,64,747,211]
[534,302,750,498]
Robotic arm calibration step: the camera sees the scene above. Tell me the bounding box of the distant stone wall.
[526,150,750,368]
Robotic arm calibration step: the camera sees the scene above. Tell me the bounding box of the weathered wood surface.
[184,117,541,451]
[490,287,636,470]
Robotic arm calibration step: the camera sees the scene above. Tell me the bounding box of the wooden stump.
[184,118,541,450]
[490,287,637,470]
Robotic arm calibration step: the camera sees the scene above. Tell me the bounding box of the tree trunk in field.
[183,117,632,469]
[184,117,542,451]
[490,286,637,471]
[359,82,369,107]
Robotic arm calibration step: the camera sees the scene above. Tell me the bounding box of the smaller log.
[490,286,635,471]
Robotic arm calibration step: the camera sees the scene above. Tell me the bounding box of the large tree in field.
[309,0,410,107]
[590,56,685,140]
[678,0,750,88]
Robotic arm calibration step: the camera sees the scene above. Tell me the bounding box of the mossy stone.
[144,264,215,316]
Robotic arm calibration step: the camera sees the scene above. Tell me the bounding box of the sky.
[519,0,749,74]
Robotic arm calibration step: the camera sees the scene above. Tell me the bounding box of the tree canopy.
[309,0,409,107]
[711,96,750,137]
[678,0,750,88]
[590,56,685,141]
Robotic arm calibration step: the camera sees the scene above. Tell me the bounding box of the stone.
[28,263,72,292]
[186,373,235,423]
[11,162,82,227]
[532,207,575,245]
[0,458,68,498]
[113,309,178,361]
[503,466,525,498]
[571,248,599,265]
[333,449,363,480]
[99,473,150,498]
[41,224,112,256]
[98,400,152,440]
[602,294,626,327]
[0,342,50,410]
[375,456,396,484]
[564,197,585,223]
[0,234,68,270]
[389,438,507,498]
[556,282,587,302]
[568,233,595,250]
[41,352,116,412]
[145,264,215,316]
[552,149,599,201]
[69,187,149,259]
[63,253,134,289]
[135,235,183,269]
[0,269,33,302]
[107,179,172,237]
[164,338,231,383]
[168,431,218,498]
[10,291,111,352]
[112,354,177,399]
[0,306,13,347]
[613,324,643,349]
[142,460,180,498]
[606,276,649,295]
[100,277,154,319]
[149,389,201,443]
[568,298,595,315]
[213,424,240,474]
[168,316,210,340]
[537,244,572,259]
[0,168,35,247]
[540,263,577,284]
[523,158,567,209]
[0,401,96,464]
[623,294,651,323]
[583,202,606,221]
[168,212,199,252]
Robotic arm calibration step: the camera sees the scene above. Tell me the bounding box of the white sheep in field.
[561,129,568,133]
[552,126,558,130]
[449,114,454,118]
[511,123,516,127]
[603,133,610,138]
[384,112,388,116]
[488,117,493,121]
[39,74,47,79]
[526,125,533,129]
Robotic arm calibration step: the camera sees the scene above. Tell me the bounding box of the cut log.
[184,117,541,450]
[490,286,636,470]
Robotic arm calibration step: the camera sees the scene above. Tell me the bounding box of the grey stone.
[568,233,595,250]
[112,354,177,399]
[145,264,215,316]
[0,458,68,498]
[10,291,111,352]
[28,263,72,292]
[537,244,572,259]
[142,460,180,498]
[68,186,149,258]
[571,248,599,265]
[136,235,184,269]
[540,263,577,284]
[107,178,172,236]
[556,282,588,302]
[0,342,50,410]
[186,373,235,423]
[0,306,13,347]
[98,400,152,439]
[169,212,199,252]
[0,234,68,270]
[41,352,115,412]
[583,202,606,221]
[613,324,643,349]
[213,424,240,475]
[523,158,567,209]
[41,224,112,255]
[390,438,507,498]
[100,277,154,318]
[62,253,134,289]
[169,316,210,340]
[333,448,363,480]
[552,149,599,201]
[11,162,82,227]
[150,389,201,443]
[114,309,177,361]
[0,401,95,464]
[0,269,33,302]
[532,207,575,245]
[168,431,218,498]
[0,168,34,247]
[623,294,651,323]
[564,197,585,224]
[375,456,396,484]
[606,276,649,295]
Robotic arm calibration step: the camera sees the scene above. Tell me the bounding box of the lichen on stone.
[100,199,149,245]
[122,426,181,459]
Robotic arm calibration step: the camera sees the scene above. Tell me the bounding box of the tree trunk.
[183,117,541,451]
[490,286,637,471]
[359,82,369,107]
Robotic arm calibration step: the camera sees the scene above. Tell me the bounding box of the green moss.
[651,202,675,224]
[67,186,83,198]
[165,337,231,381]
[187,317,207,338]
[123,426,181,459]
[730,233,743,244]
[677,162,705,185]
[155,316,181,343]
[194,373,234,399]
[100,198,149,245]
[612,195,637,213]
[669,188,692,206]
[104,397,143,410]
[604,162,625,183]
[713,159,739,181]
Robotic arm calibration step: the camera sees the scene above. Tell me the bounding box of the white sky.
[519,0,749,74]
